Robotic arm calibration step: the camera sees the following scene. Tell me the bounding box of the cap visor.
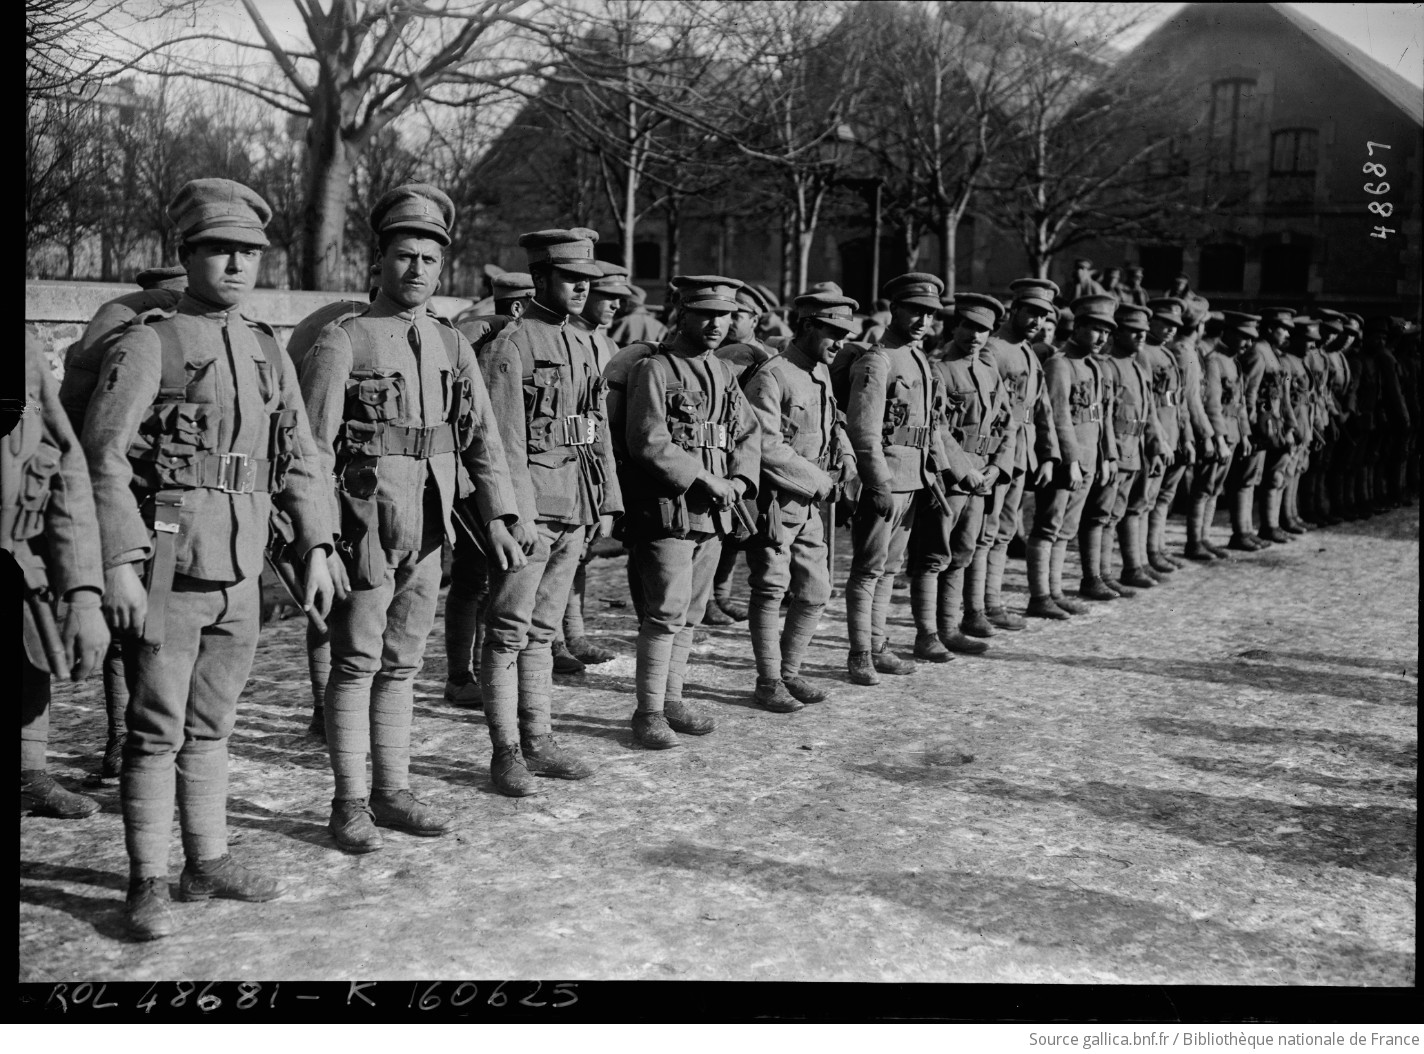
[554,261,604,278]
[817,317,860,335]
[383,220,450,245]
[682,298,741,313]
[593,282,635,297]
[897,295,943,310]
[188,227,269,248]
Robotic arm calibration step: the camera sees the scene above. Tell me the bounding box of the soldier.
[554,260,634,670]
[909,292,1007,656]
[1069,258,1106,302]
[83,178,336,939]
[705,284,780,627]
[473,229,622,792]
[1255,307,1302,543]
[1317,312,1356,524]
[1276,317,1317,535]
[441,271,538,703]
[740,291,858,710]
[299,183,526,849]
[58,265,188,781]
[1091,303,1164,593]
[457,272,535,352]
[620,275,759,747]
[1188,312,1255,560]
[966,278,1060,635]
[287,271,380,740]
[837,272,972,682]
[1228,307,1289,547]
[15,328,110,818]
[859,298,892,345]
[1151,300,1221,564]
[1118,265,1149,308]
[607,284,668,347]
[1131,297,1188,573]
[1027,295,1119,618]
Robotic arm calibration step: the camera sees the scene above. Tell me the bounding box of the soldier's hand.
[488,519,530,571]
[61,591,109,681]
[1240,438,1253,458]
[1068,460,1085,491]
[1102,459,1118,485]
[1032,460,1055,489]
[102,562,148,637]
[327,550,350,601]
[1149,455,1166,478]
[866,484,895,520]
[696,471,739,507]
[962,468,987,492]
[976,465,1000,495]
[1216,435,1231,462]
[300,550,334,619]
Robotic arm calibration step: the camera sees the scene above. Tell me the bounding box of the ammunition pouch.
[5,438,61,543]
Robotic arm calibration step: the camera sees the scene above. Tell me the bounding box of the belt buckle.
[219,452,255,494]
[564,414,594,446]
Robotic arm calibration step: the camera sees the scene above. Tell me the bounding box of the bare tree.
[976,2,1200,280]
[119,0,553,289]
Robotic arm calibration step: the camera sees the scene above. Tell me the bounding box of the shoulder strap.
[149,317,187,400]
[429,314,462,370]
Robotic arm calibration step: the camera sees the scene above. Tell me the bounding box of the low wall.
[25,280,476,376]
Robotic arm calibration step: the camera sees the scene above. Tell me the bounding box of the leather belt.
[951,428,1005,456]
[885,424,931,449]
[166,452,275,494]
[343,422,457,459]
[1071,404,1102,424]
[1114,417,1146,437]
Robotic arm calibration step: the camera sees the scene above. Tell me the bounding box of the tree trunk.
[939,209,955,295]
[779,208,795,303]
[666,197,681,279]
[301,106,355,291]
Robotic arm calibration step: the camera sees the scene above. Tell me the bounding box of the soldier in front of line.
[620,275,760,747]
[838,272,973,681]
[1131,297,1188,574]
[554,259,634,672]
[1197,311,1258,559]
[476,228,622,793]
[1228,307,1287,548]
[966,278,1060,636]
[1090,303,1165,594]
[909,292,1005,657]
[1026,295,1119,619]
[1277,316,1317,536]
[83,178,337,939]
[1255,307,1302,543]
[740,291,859,711]
[299,184,527,849]
[58,265,188,781]
[15,328,111,819]
[705,283,780,628]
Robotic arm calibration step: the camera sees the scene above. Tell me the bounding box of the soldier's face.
[1114,328,1147,354]
[952,319,991,355]
[543,267,590,316]
[679,308,730,350]
[1074,321,1112,353]
[890,303,935,343]
[1011,304,1051,343]
[380,234,444,309]
[185,240,262,308]
[1266,322,1290,348]
[806,322,845,365]
[1221,331,1247,355]
[1148,318,1177,344]
[584,291,620,327]
[728,308,757,343]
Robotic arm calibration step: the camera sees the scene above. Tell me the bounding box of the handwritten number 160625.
[1365,141,1395,239]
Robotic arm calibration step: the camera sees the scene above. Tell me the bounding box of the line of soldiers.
[15,177,1418,944]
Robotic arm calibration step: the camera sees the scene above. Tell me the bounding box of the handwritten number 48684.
[1365,142,1395,238]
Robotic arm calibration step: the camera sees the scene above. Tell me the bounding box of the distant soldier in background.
[1152,296,1220,564]
[58,265,187,780]
[608,284,667,347]
[1189,312,1255,560]
[1069,258,1106,302]
[1117,265,1149,308]
[457,272,535,352]
[1277,317,1317,535]
[15,328,110,818]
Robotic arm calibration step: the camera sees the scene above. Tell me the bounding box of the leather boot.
[1050,541,1089,613]
[1184,499,1214,560]
[1261,487,1290,543]
[664,697,717,735]
[873,640,916,674]
[911,574,951,660]
[1078,525,1117,599]
[522,734,596,779]
[1203,496,1231,557]
[551,639,586,675]
[715,595,750,622]
[1098,524,1135,597]
[782,675,828,704]
[960,608,997,638]
[1117,518,1156,588]
[125,876,175,941]
[491,743,542,792]
[20,771,99,819]
[328,798,383,853]
[700,598,734,626]
[178,854,286,902]
[847,650,879,686]
[631,711,680,750]
[1026,538,1069,619]
[567,637,616,664]
[938,569,987,654]
[754,677,805,713]
[371,788,451,835]
[101,732,127,781]
[914,631,953,662]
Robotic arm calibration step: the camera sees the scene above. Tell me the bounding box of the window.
[1199,243,1245,292]
[1208,79,1256,174]
[1137,245,1184,292]
[632,241,661,283]
[1268,129,1317,206]
[1260,239,1312,294]
[1147,136,1189,179]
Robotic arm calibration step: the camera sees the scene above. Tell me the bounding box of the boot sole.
[177,885,287,903]
[126,920,175,941]
[526,766,595,780]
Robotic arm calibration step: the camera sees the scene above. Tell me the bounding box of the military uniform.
[607,285,668,347]
[1027,295,1120,618]
[1277,323,1315,534]
[1229,313,1287,547]
[1317,314,1356,522]
[839,272,971,681]
[1129,298,1187,573]
[971,279,1061,633]
[1190,313,1255,559]
[620,276,760,748]
[83,179,334,939]
[1150,318,1218,564]
[475,229,620,792]
[1089,304,1165,594]
[442,270,537,702]
[58,266,188,780]
[1254,308,1302,543]
[741,293,859,711]
[909,292,1013,657]
[14,328,107,819]
[299,184,520,849]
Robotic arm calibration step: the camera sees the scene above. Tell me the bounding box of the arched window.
[1269,129,1318,205]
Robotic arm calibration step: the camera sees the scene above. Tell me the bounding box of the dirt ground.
[20,506,1418,986]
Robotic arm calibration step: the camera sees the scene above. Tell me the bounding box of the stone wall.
[25,280,477,377]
